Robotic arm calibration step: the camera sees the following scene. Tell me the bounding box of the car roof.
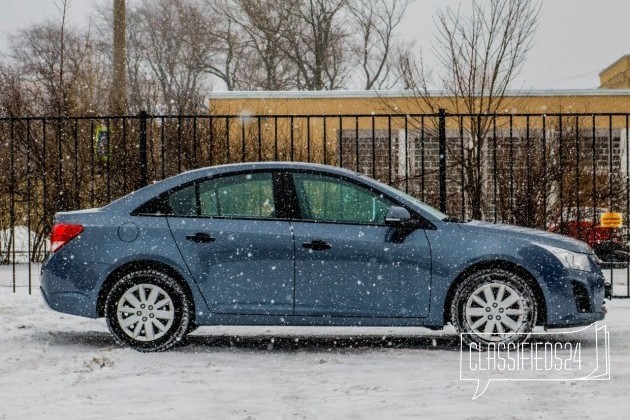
[103,162,366,213]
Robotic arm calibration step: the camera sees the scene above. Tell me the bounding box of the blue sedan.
[41,162,607,351]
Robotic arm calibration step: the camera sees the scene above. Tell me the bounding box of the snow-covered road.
[1,280,629,419]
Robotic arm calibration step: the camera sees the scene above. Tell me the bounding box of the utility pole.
[112,0,127,115]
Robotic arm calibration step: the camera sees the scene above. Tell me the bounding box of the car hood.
[459,220,593,254]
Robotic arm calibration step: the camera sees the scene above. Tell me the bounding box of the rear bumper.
[40,287,97,318]
[40,255,108,318]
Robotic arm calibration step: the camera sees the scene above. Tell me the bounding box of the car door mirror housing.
[385,206,413,227]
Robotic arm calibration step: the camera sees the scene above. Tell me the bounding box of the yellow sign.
[600,212,623,228]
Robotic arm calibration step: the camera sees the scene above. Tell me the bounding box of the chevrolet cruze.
[41,162,607,351]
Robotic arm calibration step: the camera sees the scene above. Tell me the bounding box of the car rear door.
[166,171,295,315]
[288,171,431,318]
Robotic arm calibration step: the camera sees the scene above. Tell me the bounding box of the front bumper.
[544,267,607,328]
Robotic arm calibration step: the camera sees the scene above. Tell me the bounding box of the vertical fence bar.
[73,119,79,208]
[438,109,447,213]
[106,117,111,202]
[26,120,32,293]
[592,115,597,232]
[575,116,581,238]
[225,117,230,163]
[542,115,547,229]
[122,117,127,192]
[160,117,165,179]
[290,116,295,161]
[176,116,182,172]
[609,115,614,211]
[139,111,148,188]
[476,115,481,220]
[419,116,424,200]
[338,116,343,168]
[307,116,311,163]
[493,118,497,223]
[559,116,564,232]
[192,116,198,168]
[388,116,393,186]
[10,119,16,292]
[525,116,531,226]
[90,119,95,206]
[257,116,262,162]
[405,115,409,193]
[609,115,614,285]
[371,115,375,179]
[241,116,246,163]
[323,117,327,165]
[509,115,514,224]
[274,117,278,161]
[57,118,63,211]
[209,117,214,166]
[355,116,360,172]
[459,116,465,220]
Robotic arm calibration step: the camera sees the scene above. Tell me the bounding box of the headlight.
[537,244,592,272]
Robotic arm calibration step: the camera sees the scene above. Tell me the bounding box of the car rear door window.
[199,172,275,218]
[167,184,197,215]
[166,172,275,219]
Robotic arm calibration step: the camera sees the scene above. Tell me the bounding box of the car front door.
[289,171,431,318]
[166,171,295,315]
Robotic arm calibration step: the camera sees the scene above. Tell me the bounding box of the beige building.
[207,58,630,220]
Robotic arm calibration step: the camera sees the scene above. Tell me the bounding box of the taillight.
[50,223,84,253]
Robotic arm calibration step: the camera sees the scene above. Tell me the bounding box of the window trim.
[131,167,436,230]
[131,169,287,221]
[282,169,435,229]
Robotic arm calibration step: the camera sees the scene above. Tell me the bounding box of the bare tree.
[6,16,106,115]
[125,0,217,113]
[219,0,298,90]
[281,0,352,90]
[348,0,410,90]
[400,0,540,219]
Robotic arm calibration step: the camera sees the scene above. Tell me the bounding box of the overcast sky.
[1,0,628,91]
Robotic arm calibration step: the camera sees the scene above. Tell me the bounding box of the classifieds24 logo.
[460,322,610,399]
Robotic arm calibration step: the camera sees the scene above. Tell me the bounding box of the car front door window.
[292,172,392,224]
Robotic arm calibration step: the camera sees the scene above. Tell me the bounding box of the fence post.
[438,108,447,213]
[138,111,148,188]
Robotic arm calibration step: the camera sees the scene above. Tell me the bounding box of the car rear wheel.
[451,268,537,349]
[105,269,191,352]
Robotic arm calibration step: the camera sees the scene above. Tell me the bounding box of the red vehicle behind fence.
[549,208,628,265]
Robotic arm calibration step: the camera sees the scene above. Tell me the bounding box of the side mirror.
[385,206,413,227]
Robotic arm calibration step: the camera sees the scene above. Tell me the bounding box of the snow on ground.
[1,269,630,419]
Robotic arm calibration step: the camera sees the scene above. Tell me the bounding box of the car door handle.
[186,232,216,243]
[302,240,331,251]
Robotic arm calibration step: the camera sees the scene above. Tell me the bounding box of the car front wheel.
[105,269,191,352]
[451,268,538,349]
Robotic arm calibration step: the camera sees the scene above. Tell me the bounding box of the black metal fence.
[1,110,629,297]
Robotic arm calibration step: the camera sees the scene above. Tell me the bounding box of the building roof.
[208,89,630,100]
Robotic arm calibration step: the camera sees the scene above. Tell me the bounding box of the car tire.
[105,269,191,352]
[450,268,538,349]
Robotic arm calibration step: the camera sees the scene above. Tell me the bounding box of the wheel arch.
[443,260,547,326]
[97,260,196,322]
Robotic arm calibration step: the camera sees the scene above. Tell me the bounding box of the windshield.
[367,177,449,221]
